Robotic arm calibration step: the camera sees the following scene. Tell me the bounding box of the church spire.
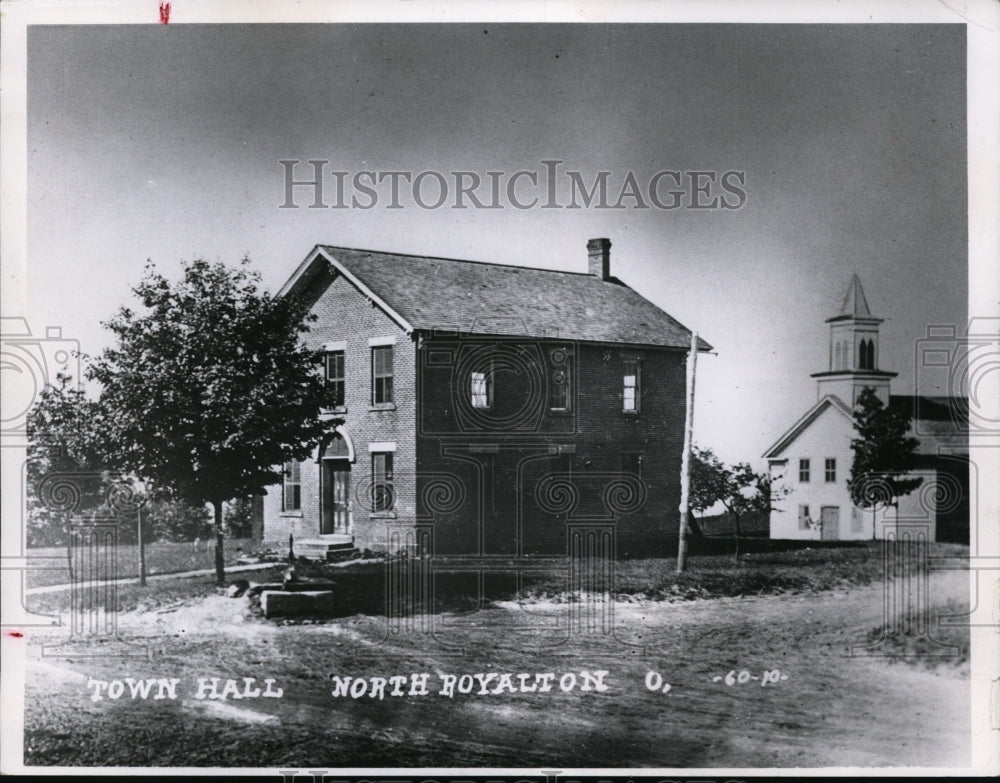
[811,275,896,407]
[839,274,872,317]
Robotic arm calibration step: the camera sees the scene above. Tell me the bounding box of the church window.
[851,506,864,532]
[858,338,875,370]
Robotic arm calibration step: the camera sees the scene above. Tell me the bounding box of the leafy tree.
[26,374,117,554]
[223,495,258,540]
[145,497,213,542]
[32,258,337,585]
[847,387,922,538]
[689,446,726,518]
[690,446,786,559]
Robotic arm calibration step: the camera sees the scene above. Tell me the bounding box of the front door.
[321,459,351,534]
[820,506,840,541]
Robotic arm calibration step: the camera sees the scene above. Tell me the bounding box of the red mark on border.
[5,631,24,639]
[159,2,171,24]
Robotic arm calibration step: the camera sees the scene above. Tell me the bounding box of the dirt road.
[18,570,970,769]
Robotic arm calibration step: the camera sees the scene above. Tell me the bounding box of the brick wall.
[262,265,417,553]
[415,337,688,558]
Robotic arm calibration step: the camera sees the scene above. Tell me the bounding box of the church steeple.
[839,273,872,318]
[810,275,896,407]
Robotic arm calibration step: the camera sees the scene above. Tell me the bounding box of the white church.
[763,276,968,543]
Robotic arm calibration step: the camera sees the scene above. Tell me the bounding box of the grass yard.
[23,539,257,589]
[23,539,970,617]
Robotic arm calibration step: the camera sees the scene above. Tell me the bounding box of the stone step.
[293,537,357,562]
[295,543,355,552]
[295,537,354,550]
[260,589,338,618]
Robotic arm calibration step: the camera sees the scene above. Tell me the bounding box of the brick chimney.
[587,237,611,280]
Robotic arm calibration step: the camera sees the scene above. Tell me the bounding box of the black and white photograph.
[1,0,998,776]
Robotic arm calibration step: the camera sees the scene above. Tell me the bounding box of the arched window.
[834,342,843,371]
[320,429,354,461]
[859,338,875,370]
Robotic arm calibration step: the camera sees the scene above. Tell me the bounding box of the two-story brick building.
[262,238,711,559]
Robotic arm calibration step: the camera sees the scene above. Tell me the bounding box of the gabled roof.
[762,394,855,460]
[280,244,712,351]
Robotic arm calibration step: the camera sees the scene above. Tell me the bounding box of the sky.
[23,23,968,466]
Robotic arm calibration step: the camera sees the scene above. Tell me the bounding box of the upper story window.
[325,350,345,409]
[622,360,641,413]
[798,458,811,483]
[825,458,837,483]
[372,345,394,405]
[282,460,301,512]
[550,355,571,410]
[470,368,493,409]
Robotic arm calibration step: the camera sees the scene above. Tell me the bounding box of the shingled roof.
[889,394,969,452]
[280,244,711,351]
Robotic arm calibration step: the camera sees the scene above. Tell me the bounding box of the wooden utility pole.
[138,505,147,587]
[677,331,698,574]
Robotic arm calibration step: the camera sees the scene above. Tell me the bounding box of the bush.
[145,498,213,542]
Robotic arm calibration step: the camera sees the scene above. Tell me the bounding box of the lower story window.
[283,460,301,511]
[372,452,394,511]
